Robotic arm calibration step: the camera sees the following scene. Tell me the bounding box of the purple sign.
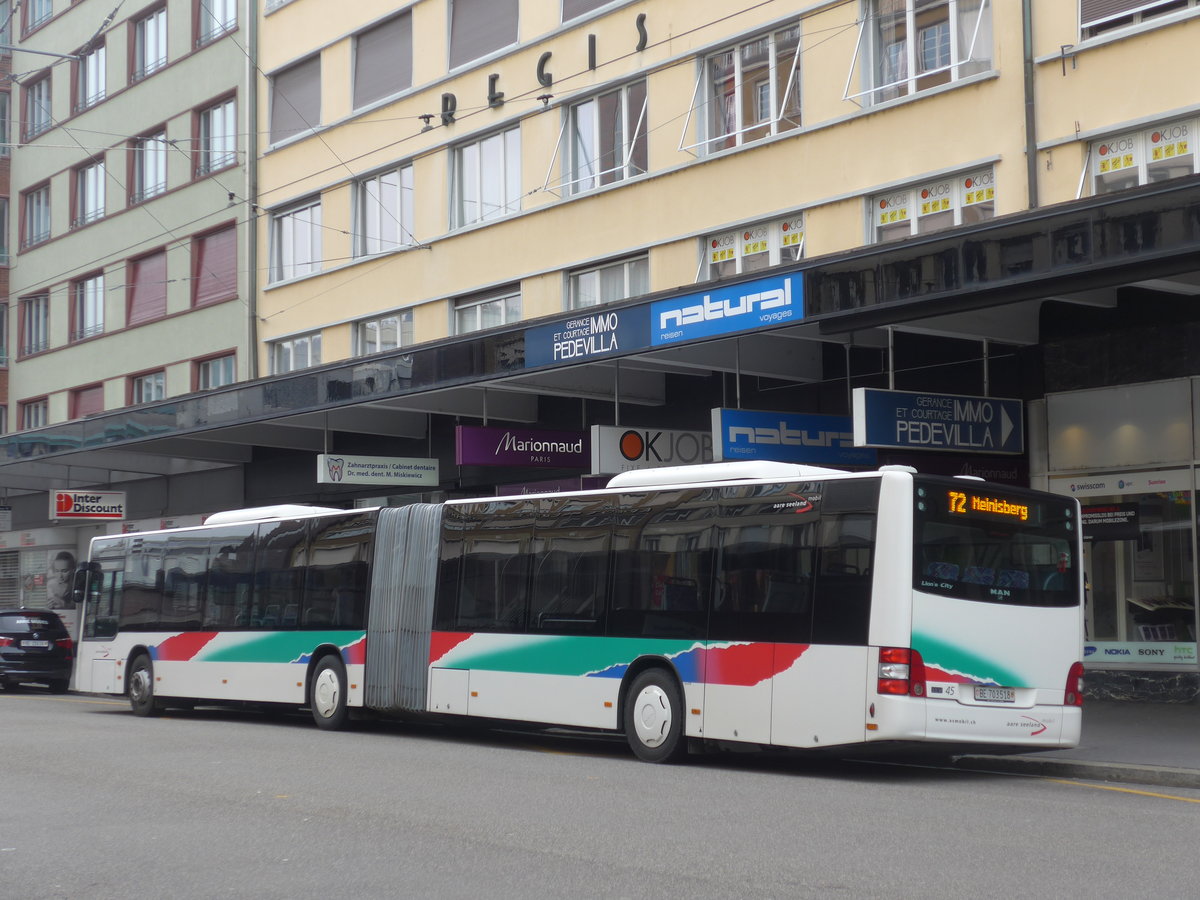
[456,425,589,468]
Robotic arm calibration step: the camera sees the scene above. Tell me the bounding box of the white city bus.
[74,462,1084,761]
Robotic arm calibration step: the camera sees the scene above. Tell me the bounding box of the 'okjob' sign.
[651,273,802,346]
[590,425,713,474]
[712,409,876,466]
[456,425,589,468]
[524,306,649,368]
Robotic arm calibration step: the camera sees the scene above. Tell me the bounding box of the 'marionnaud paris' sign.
[317,454,439,485]
[852,388,1024,454]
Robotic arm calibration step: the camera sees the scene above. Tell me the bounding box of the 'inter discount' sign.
[52,491,126,521]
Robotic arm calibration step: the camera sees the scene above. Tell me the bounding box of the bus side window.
[811,512,875,646]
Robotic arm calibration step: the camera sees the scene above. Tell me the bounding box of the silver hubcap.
[312,668,341,719]
[130,667,151,704]
[632,685,672,748]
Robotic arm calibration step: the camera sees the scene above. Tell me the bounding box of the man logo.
[326,457,345,482]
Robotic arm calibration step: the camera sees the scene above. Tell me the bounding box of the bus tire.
[128,654,160,717]
[310,655,349,731]
[623,669,687,763]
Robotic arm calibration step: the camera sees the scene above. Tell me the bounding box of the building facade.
[2,0,1200,699]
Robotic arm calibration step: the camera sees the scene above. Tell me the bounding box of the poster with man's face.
[47,550,76,610]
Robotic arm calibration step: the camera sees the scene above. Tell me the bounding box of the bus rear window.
[913,478,1080,607]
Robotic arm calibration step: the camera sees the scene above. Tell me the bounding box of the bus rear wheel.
[624,669,686,763]
[128,654,160,717]
[310,655,349,731]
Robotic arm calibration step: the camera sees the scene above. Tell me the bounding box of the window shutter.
[128,250,167,325]
[353,14,412,108]
[194,226,237,306]
[72,385,105,418]
[270,55,321,143]
[449,0,518,69]
[1081,0,1172,27]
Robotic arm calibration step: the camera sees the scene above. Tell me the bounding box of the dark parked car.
[0,609,74,693]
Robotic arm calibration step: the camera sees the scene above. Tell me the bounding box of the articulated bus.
[74,461,1084,761]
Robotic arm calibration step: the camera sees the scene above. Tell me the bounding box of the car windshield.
[0,613,64,634]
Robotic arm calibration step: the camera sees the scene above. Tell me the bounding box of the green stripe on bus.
[913,632,1025,687]
[198,631,364,664]
[442,636,695,676]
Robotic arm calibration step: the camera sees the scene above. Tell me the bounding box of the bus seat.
[282,604,298,627]
[962,566,995,586]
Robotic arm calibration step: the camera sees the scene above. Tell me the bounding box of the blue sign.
[524,305,650,368]
[711,408,877,467]
[651,274,802,346]
[852,388,1024,455]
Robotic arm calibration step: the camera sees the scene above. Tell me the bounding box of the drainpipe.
[246,2,260,379]
[1022,0,1039,209]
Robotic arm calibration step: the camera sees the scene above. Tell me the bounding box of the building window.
[353,13,412,109]
[133,7,168,81]
[20,294,50,356]
[449,0,518,69]
[699,26,800,153]
[872,169,994,243]
[74,159,105,227]
[1082,0,1200,36]
[25,0,52,33]
[193,225,237,306]
[131,130,168,203]
[71,384,105,419]
[0,198,8,264]
[72,273,105,340]
[270,199,322,282]
[130,371,165,404]
[454,127,520,227]
[196,353,235,389]
[0,303,7,366]
[0,92,9,156]
[354,312,413,356]
[355,165,414,256]
[271,333,322,374]
[563,0,610,22]
[1092,119,1197,194]
[567,80,647,194]
[22,184,51,248]
[858,0,991,104]
[127,249,168,325]
[454,288,520,335]
[197,97,236,174]
[23,74,52,139]
[702,214,805,280]
[75,42,105,110]
[569,255,649,309]
[197,0,237,45]
[21,399,48,430]
[269,54,320,144]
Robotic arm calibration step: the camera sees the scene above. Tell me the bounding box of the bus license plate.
[22,640,50,649]
[975,686,1015,703]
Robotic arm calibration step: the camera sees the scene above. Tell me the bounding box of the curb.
[953,754,1200,790]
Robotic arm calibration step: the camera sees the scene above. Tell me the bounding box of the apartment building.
[0,0,254,621]
[1,0,1199,697]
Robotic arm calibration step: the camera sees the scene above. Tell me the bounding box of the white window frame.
[134,8,168,81]
[1089,118,1198,196]
[568,255,649,309]
[845,0,991,106]
[26,0,52,31]
[354,164,414,256]
[271,332,322,374]
[21,399,48,431]
[21,294,50,356]
[679,25,802,156]
[453,126,521,227]
[75,160,105,227]
[198,97,236,175]
[76,43,106,110]
[25,76,52,138]
[453,289,521,335]
[870,168,995,244]
[198,0,237,45]
[131,371,166,404]
[197,354,236,389]
[23,185,50,247]
[73,273,105,340]
[132,130,168,203]
[0,92,9,157]
[353,311,413,356]
[699,214,805,281]
[559,80,648,195]
[1082,0,1200,37]
[269,198,322,283]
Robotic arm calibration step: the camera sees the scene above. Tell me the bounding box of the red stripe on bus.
[429,631,473,665]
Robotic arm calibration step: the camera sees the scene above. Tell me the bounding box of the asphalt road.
[2,689,1198,899]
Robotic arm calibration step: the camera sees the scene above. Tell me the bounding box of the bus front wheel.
[310,655,349,731]
[128,654,160,717]
[623,669,686,763]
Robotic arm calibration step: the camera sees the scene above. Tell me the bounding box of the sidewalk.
[954,699,1200,788]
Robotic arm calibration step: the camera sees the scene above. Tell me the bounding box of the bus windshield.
[913,478,1080,608]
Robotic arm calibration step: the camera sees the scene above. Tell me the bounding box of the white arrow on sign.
[1000,405,1014,448]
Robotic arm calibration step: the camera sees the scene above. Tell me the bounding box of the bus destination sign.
[947,489,1029,522]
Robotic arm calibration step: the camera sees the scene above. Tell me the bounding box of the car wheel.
[623,668,687,763]
[128,654,161,717]
[310,655,349,730]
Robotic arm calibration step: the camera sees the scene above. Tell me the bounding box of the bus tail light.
[1064,661,1085,707]
[878,647,926,697]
